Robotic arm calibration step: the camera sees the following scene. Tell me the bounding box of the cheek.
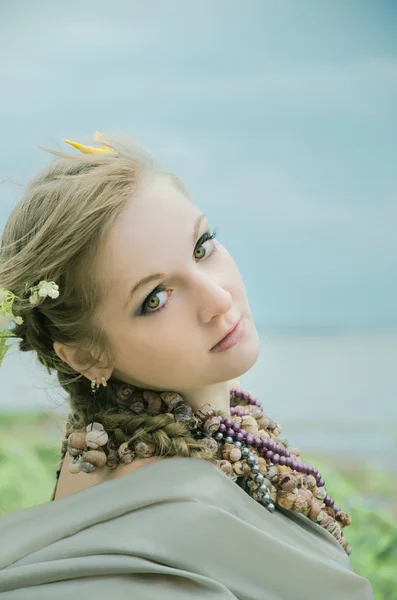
[120,320,192,364]
[118,324,202,387]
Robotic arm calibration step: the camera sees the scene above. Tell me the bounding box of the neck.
[180,380,232,415]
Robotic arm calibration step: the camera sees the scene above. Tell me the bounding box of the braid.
[54,377,217,484]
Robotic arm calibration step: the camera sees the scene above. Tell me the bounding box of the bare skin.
[54,455,161,500]
[53,173,260,501]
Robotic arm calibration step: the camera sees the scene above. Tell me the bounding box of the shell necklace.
[191,386,352,555]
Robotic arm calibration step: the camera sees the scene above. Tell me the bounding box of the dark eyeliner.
[196,227,218,247]
[140,284,166,316]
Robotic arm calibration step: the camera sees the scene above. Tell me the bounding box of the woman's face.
[95,174,260,393]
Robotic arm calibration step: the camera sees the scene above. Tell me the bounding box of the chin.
[212,320,261,383]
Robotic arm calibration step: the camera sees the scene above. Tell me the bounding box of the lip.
[210,318,245,353]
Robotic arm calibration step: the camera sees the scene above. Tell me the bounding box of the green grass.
[0,412,396,599]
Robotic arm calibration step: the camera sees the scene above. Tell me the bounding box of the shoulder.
[53,454,163,500]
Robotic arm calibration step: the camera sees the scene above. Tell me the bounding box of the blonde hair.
[0,133,188,382]
[0,133,215,487]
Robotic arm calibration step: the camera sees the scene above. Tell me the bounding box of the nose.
[193,272,233,323]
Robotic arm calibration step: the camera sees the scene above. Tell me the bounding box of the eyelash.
[140,228,218,317]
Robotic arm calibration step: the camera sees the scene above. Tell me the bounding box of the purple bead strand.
[228,388,336,511]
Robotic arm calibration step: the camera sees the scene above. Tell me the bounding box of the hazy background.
[1,1,396,469]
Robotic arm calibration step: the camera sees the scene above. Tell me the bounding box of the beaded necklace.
[189,386,351,555]
[61,382,352,555]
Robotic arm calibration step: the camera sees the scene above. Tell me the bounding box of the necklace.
[63,380,352,555]
[189,386,352,555]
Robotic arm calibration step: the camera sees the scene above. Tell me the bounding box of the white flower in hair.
[29,281,59,305]
[0,289,6,304]
[37,281,60,299]
[29,293,40,306]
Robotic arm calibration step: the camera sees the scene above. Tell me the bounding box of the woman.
[0,132,374,599]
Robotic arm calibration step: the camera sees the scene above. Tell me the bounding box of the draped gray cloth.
[0,457,374,599]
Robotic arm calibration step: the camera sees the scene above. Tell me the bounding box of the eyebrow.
[124,213,207,309]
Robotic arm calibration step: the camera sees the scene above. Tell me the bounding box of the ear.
[53,341,111,382]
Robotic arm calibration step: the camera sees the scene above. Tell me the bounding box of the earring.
[90,376,108,398]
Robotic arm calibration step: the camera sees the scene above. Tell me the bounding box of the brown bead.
[316,510,329,524]
[67,447,81,457]
[277,472,298,493]
[118,442,135,464]
[86,429,108,449]
[299,488,313,504]
[335,510,352,528]
[106,450,120,469]
[318,513,335,529]
[277,491,297,510]
[198,437,218,456]
[323,505,335,518]
[232,460,251,476]
[258,429,270,441]
[134,441,155,458]
[174,402,194,423]
[82,450,107,468]
[195,403,218,422]
[81,462,96,474]
[228,447,242,463]
[278,466,291,474]
[160,392,184,411]
[218,459,233,476]
[116,383,134,403]
[240,415,259,435]
[256,415,271,430]
[293,492,310,515]
[267,418,278,430]
[314,485,326,501]
[67,459,82,474]
[143,391,163,414]
[247,406,263,420]
[203,416,222,434]
[325,520,339,535]
[267,466,279,482]
[86,422,105,432]
[304,474,317,492]
[221,443,241,463]
[67,432,86,450]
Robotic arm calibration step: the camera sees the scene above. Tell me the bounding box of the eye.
[194,230,218,260]
[141,286,170,316]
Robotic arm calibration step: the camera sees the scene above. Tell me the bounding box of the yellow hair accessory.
[63,131,114,155]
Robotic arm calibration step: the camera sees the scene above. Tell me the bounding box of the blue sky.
[1,0,396,329]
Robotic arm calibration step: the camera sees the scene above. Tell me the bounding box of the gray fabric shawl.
[0,457,374,600]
